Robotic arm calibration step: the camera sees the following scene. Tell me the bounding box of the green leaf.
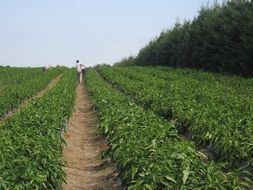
[182,166,190,184]
[164,176,176,183]
[131,167,138,179]
[144,184,153,190]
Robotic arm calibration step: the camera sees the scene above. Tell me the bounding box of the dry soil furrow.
[63,83,120,190]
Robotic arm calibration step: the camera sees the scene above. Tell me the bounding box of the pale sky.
[0,0,221,68]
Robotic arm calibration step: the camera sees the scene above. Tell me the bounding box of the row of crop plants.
[96,66,253,170]
[85,68,251,189]
[135,66,253,100]
[0,69,76,189]
[106,66,253,101]
[0,68,64,119]
[0,67,43,93]
[0,67,43,87]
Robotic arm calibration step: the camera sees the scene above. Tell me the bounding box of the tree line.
[116,0,253,77]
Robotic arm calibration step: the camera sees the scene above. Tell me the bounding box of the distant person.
[76,60,85,83]
[43,64,51,72]
[45,64,51,70]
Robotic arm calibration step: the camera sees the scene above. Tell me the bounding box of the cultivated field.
[0,66,252,189]
[87,66,253,189]
[0,67,76,189]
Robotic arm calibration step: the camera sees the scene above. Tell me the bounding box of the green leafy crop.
[97,66,253,168]
[0,69,76,189]
[0,67,64,118]
[86,68,251,189]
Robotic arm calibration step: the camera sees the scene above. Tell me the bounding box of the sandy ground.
[62,83,121,190]
[0,75,62,123]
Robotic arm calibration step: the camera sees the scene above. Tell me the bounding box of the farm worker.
[46,65,51,70]
[76,60,85,83]
[43,65,51,72]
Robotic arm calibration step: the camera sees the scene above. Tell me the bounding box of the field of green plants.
[0,67,76,189]
[0,67,63,118]
[0,65,252,189]
[86,66,253,189]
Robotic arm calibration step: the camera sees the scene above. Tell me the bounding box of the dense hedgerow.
[133,0,253,76]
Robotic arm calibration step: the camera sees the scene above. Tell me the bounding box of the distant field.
[0,67,63,118]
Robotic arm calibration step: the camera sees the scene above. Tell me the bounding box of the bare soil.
[0,75,62,123]
[62,84,120,190]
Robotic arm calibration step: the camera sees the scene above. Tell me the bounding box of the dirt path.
[0,75,62,123]
[63,84,120,190]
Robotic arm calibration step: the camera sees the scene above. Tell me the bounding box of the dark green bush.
[114,56,136,67]
[135,0,253,77]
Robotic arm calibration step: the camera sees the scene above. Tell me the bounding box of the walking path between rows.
[0,74,62,123]
[63,83,120,190]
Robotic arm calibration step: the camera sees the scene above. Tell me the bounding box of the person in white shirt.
[76,60,85,83]
[45,65,51,70]
[43,64,51,72]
